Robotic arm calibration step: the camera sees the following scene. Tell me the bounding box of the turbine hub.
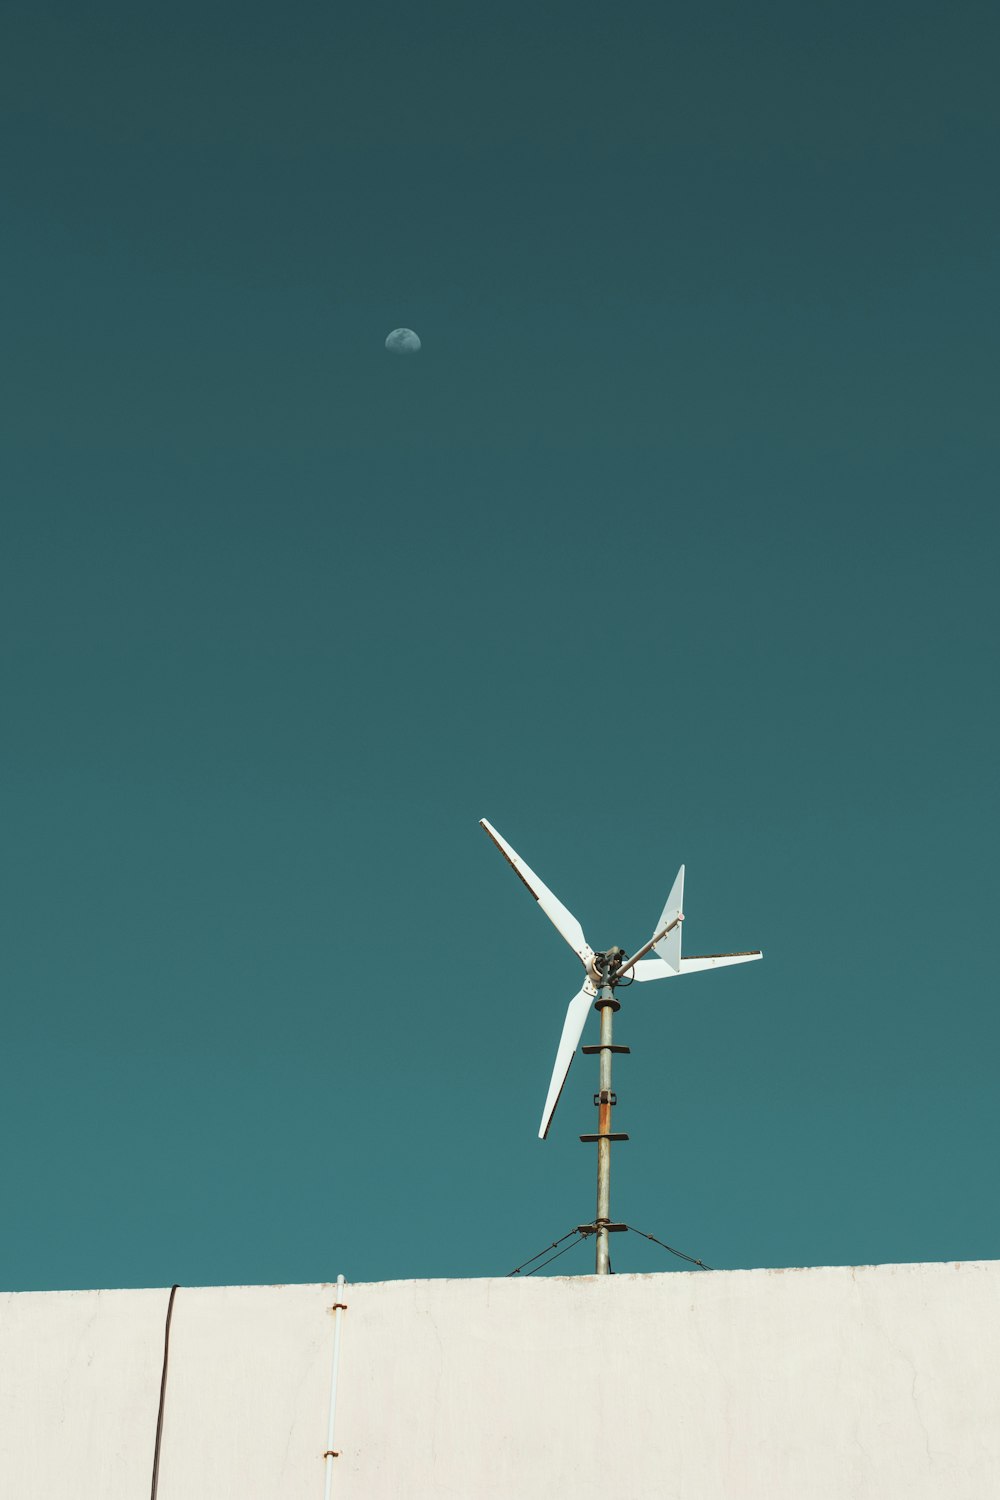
[590,947,627,985]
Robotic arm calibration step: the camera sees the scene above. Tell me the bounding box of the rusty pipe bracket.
[328,1302,348,1313]
[593,1090,617,1107]
[323,1450,340,1459]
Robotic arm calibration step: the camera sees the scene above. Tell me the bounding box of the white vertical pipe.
[322,1274,347,1500]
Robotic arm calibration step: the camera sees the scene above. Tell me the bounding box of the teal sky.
[2,0,998,1290]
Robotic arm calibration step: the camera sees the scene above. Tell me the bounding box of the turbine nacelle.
[479,817,762,1139]
[588,947,628,986]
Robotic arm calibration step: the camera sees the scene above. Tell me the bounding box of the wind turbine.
[480,817,762,1274]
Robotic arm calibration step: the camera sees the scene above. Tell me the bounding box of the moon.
[385,327,421,354]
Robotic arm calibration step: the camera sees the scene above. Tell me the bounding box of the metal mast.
[580,951,629,1275]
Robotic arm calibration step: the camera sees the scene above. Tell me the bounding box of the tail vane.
[652,865,684,973]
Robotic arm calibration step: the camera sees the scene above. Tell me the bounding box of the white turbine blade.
[539,984,596,1139]
[629,959,678,981]
[630,951,763,981]
[680,951,762,974]
[480,818,593,965]
[652,864,685,973]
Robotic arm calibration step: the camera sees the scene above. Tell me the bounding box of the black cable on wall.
[150,1284,179,1500]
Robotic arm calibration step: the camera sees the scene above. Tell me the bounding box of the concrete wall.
[2,1261,998,1499]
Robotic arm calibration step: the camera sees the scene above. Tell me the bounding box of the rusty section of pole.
[594,993,615,1275]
